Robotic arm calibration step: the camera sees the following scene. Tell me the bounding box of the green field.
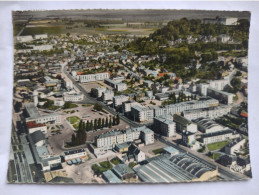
[110,157,121,165]
[208,153,221,160]
[207,141,230,151]
[66,116,80,130]
[152,148,164,155]
[21,26,63,36]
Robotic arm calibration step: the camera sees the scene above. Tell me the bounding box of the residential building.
[182,131,196,146]
[182,105,231,120]
[131,105,154,122]
[173,114,197,133]
[200,130,239,145]
[77,72,109,83]
[127,144,145,163]
[113,95,129,107]
[122,101,141,113]
[91,87,106,98]
[207,87,235,105]
[143,80,154,88]
[63,92,84,102]
[140,128,154,145]
[209,79,228,91]
[102,89,114,102]
[153,115,176,137]
[225,137,246,156]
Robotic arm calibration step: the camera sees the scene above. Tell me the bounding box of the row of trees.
[71,120,86,146]
[70,114,120,146]
[162,92,197,105]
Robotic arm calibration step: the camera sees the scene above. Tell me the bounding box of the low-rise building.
[63,92,84,102]
[30,130,46,147]
[102,170,122,183]
[192,117,225,133]
[41,156,62,172]
[26,121,47,134]
[64,149,87,162]
[112,164,136,180]
[200,130,239,145]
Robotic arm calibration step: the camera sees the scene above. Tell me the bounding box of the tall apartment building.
[113,95,129,107]
[77,72,109,83]
[173,114,197,133]
[91,87,106,98]
[153,115,176,137]
[131,105,154,122]
[102,89,114,102]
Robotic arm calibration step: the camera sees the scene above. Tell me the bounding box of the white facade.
[102,90,114,101]
[28,125,47,134]
[63,93,84,102]
[64,149,87,161]
[197,83,209,96]
[113,95,129,107]
[225,138,246,155]
[91,87,106,98]
[122,101,142,113]
[207,87,234,105]
[16,35,33,43]
[153,116,176,137]
[77,72,109,83]
[131,105,154,122]
[183,105,231,120]
[209,79,228,91]
[54,100,65,106]
[116,82,128,92]
[34,34,48,39]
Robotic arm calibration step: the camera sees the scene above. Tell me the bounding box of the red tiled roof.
[240,112,248,118]
[27,121,45,129]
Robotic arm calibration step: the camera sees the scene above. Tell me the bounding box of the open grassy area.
[207,140,230,151]
[21,26,63,36]
[129,162,136,169]
[91,161,113,176]
[66,116,80,130]
[152,148,164,155]
[110,157,121,165]
[82,104,92,107]
[208,153,221,160]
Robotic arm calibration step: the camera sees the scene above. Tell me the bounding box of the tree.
[109,117,112,128]
[105,117,109,127]
[112,116,116,126]
[231,78,242,92]
[98,118,102,129]
[116,114,120,125]
[102,118,105,128]
[94,119,97,130]
[71,134,76,146]
[14,101,22,112]
[94,103,103,111]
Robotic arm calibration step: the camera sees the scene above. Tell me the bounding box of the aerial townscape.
[7,10,251,184]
